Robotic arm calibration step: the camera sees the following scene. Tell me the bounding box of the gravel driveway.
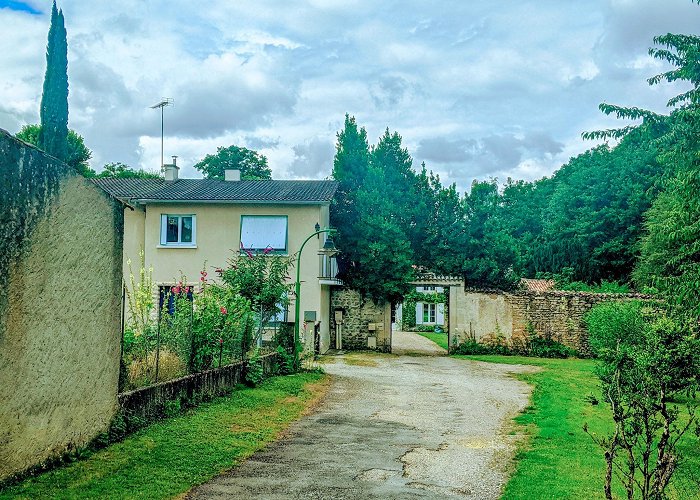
[189,333,536,499]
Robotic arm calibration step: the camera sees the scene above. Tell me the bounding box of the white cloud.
[2,0,700,190]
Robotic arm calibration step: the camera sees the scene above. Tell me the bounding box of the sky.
[1,0,700,191]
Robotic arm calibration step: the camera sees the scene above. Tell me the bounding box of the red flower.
[219,338,223,345]
[220,307,227,315]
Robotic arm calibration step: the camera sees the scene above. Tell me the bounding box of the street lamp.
[294,226,338,359]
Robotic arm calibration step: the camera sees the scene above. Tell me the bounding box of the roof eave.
[131,199,333,205]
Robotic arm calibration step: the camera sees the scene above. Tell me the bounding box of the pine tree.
[38,1,68,162]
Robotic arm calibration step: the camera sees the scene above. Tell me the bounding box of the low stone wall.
[330,289,391,352]
[118,353,278,422]
[451,288,651,356]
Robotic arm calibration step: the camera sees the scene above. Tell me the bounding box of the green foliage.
[244,349,265,386]
[1,374,325,499]
[193,145,271,180]
[453,327,575,359]
[220,252,293,346]
[635,169,700,317]
[16,124,94,177]
[38,1,68,164]
[97,161,161,179]
[585,301,700,498]
[331,115,415,303]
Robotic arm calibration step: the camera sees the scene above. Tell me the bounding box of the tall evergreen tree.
[38,1,68,162]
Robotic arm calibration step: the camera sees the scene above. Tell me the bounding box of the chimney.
[164,155,179,182]
[224,169,241,181]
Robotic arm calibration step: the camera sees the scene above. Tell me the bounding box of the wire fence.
[119,287,295,392]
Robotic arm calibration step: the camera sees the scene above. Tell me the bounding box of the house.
[413,286,446,328]
[94,160,340,353]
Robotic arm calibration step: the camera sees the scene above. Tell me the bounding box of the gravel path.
[189,336,536,499]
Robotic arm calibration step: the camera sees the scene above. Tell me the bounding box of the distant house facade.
[414,286,446,327]
[95,162,340,353]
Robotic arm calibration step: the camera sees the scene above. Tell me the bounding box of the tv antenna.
[150,98,173,169]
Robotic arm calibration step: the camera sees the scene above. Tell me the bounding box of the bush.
[453,325,576,358]
[584,300,700,498]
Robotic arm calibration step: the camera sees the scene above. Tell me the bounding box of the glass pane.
[166,216,179,243]
[423,304,429,323]
[181,217,193,243]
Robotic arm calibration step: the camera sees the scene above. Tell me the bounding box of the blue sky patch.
[0,0,41,15]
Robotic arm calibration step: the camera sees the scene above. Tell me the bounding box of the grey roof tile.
[93,178,338,203]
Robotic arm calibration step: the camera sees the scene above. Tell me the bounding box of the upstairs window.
[240,215,288,253]
[160,214,196,246]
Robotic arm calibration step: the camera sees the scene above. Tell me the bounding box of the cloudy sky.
[2,0,700,191]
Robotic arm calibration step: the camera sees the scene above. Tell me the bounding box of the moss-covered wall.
[0,129,124,481]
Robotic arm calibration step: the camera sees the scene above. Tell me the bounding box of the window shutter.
[416,302,423,325]
[437,303,445,325]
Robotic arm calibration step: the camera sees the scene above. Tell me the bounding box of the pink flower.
[172,286,181,295]
[219,338,223,345]
[200,276,205,282]
[263,246,273,255]
[245,249,253,258]
[184,286,190,294]
[220,307,227,315]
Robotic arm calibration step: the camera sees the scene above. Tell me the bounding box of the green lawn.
[1,372,327,500]
[455,355,700,499]
[416,331,448,350]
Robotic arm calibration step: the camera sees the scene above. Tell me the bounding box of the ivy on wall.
[401,289,447,330]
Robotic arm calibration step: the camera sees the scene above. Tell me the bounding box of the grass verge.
[455,355,700,499]
[0,372,328,500]
[416,332,448,350]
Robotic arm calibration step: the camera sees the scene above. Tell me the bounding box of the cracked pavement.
[188,332,537,499]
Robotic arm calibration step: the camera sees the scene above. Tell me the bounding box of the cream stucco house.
[95,162,340,353]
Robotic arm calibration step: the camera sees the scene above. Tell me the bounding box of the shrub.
[584,301,700,498]
[244,349,265,386]
[453,324,576,358]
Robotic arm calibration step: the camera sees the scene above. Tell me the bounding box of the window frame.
[160,214,197,247]
[422,302,436,324]
[239,215,289,254]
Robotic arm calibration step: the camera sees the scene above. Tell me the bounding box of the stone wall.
[330,288,391,352]
[0,130,124,481]
[118,353,279,422]
[451,287,650,356]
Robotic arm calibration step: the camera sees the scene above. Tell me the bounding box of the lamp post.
[294,226,338,360]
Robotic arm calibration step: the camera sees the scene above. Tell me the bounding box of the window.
[159,285,193,315]
[160,214,196,246]
[240,215,288,253]
[422,303,436,323]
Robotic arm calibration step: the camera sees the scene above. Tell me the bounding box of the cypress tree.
[38,1,68,162]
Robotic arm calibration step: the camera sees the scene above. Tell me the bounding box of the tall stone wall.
[330,289,391,352]
[451,287,650,356]
[0,130,124,481]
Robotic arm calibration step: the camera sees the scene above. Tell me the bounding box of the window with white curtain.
[240,215,288,253]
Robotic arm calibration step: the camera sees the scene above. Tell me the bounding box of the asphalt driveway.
[189,333,535,499]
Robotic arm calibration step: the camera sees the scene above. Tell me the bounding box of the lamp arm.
[294,228,337,352]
